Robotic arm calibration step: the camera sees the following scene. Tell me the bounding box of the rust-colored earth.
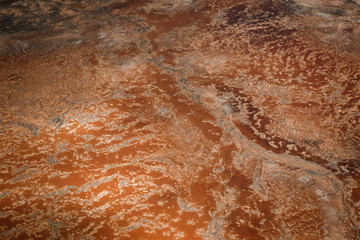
[0,0,359,239]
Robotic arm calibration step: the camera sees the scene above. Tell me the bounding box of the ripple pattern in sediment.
[0,0,359,239]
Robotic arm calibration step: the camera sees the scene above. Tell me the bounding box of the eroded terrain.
[0,0,359,239]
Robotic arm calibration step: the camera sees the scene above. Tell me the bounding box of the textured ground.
[0,0,360,239]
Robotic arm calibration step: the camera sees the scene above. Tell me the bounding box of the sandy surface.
[0,0,359,239]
